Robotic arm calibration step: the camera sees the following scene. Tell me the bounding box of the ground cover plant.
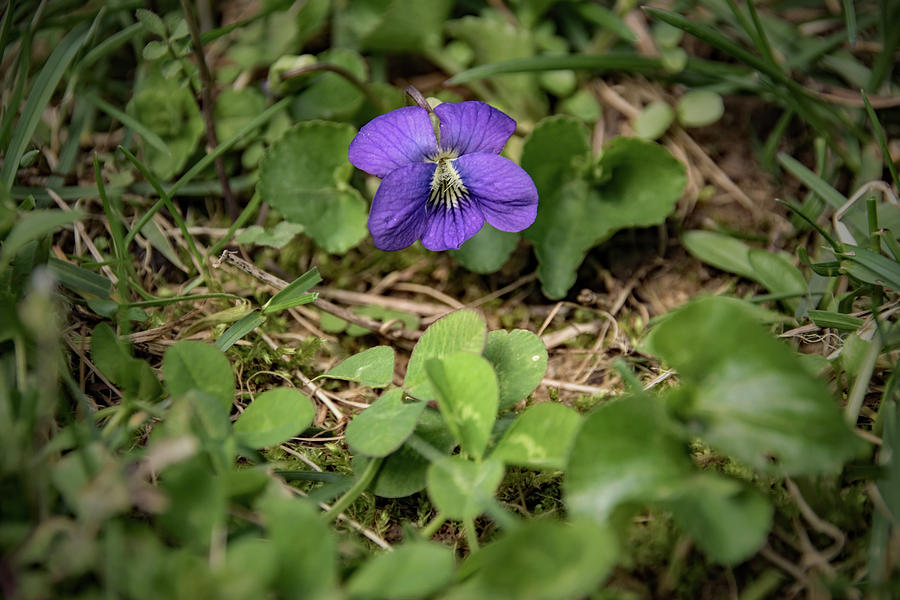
[1,0,899,598]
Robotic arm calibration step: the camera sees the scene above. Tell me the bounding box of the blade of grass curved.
[842,0,857,46]
[216,311,266,351]
[78,22,143,71]
[1,22,90,191]
[90,95,171,156]
[862,93,900,191]
[777,153,848,210]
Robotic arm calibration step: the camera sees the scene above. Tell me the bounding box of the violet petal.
[367,162,434,251]
[454,153,538,232]
[420,200,485,251]
[434,101,516,156]
[349,106,438,178]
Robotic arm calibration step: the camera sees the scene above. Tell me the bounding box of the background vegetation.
[1,0,898,598]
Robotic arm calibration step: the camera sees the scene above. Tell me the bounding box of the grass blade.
[262,267,322,315]
[842,0,857,46]
[216,311,266,351]
[777,153,848,210]
[861,92,900,192]
[89,94,171,156]
[1,22,91,191]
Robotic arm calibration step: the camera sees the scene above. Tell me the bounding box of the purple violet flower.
[348,101,539,251]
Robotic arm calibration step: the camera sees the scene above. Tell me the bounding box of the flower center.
[427,156,468,211]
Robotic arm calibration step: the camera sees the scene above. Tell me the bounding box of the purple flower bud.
[349,101,539,251]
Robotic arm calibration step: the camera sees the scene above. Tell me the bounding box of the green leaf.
[90,323,163,401]
[48,257,112,299]
[90,94,171,157]
[524,127,686,299]
[158,457,226,551]
[346,541,455,600]
[662,474,772,565]
[126,68,204,180]
[214,87,267,149]
[258,121,367,253]
[346,389,426,458]
[633,101,675,140]
[370,407,457,498]
[426,352,498,460]
[404,309,487,401]
[747,248,807,307]
[565,394,693,521]
[451,519,618,600]
[491,403,581,470]
[682,230,756,280]
[233,387,315,448]
[839,245,900,291]
[0,209,85,268]
[320,346,395,387]
[257,493,337,598]
[676,90,724,128]
[643,297,861,475]
[446,53,667,86]
[807,309,864,331]
[1,24,90,191]
[262,267,321,314]
[215,311,265,351]
[291,48,368,121]
[450,224,520,274]
[777,152,848,211]
[163,341,235,410]
[136,8,167,37]
[426,456,504,520]
[483,329,548,410]
[340,0,452,52]
[235,222,304,248]
[141,40,168,60]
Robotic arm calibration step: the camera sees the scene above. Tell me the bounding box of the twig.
[279,62,382,110]
[179,0,236,218]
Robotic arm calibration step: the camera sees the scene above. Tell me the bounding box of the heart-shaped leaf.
[319,346,395,387]
[491,402,581,470]
[426,455,504,520]
[345,541,455,600]
[404,309,487,401]
[163,341,235,411]
[233,388,315,448]
[345,389,426,457]
[426,352,498,460]
[483,329,548,410]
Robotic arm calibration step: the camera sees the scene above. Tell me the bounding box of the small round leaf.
[234,388,315,448]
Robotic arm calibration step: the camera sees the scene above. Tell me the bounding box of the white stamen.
[428,155,468,210]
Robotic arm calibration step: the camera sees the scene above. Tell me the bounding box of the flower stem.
[420,512,447,539]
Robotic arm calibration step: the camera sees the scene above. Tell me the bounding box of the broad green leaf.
[163,341,235,411]
[127,67,204,180]
[158,457,226,551]
[445,13,547,120]
[451,223,520,274]
[748,248,807,307]
[320,346,395,387]
[491,403,581,470]
[0,209,85,267]
[643,297,861,475]
[662,473,772,565]
[426,352,498,460]
[258,121,367,253]
[525,127,685,298]
[263,267,321,314]
[135,8,167,37]
[450,519,618,600]
[426,455,504,520]
[235,222,304,248]
[565,394,693,521]
[519,115,591,200]
[256,493,337,599]
[682,230,755,279]
[370,407,457,498]
[90,323,163,401]
[233,387,315,448]
[483,329,548,410]
[676,90,724,128]
[404,309,487,401]
[214,87,267,148]
[140,217,188,273]
[346,541,455,600]
[339,0,452,52]
[346,389,426,457]
[633,100,674,140]
[291,48,368,121]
